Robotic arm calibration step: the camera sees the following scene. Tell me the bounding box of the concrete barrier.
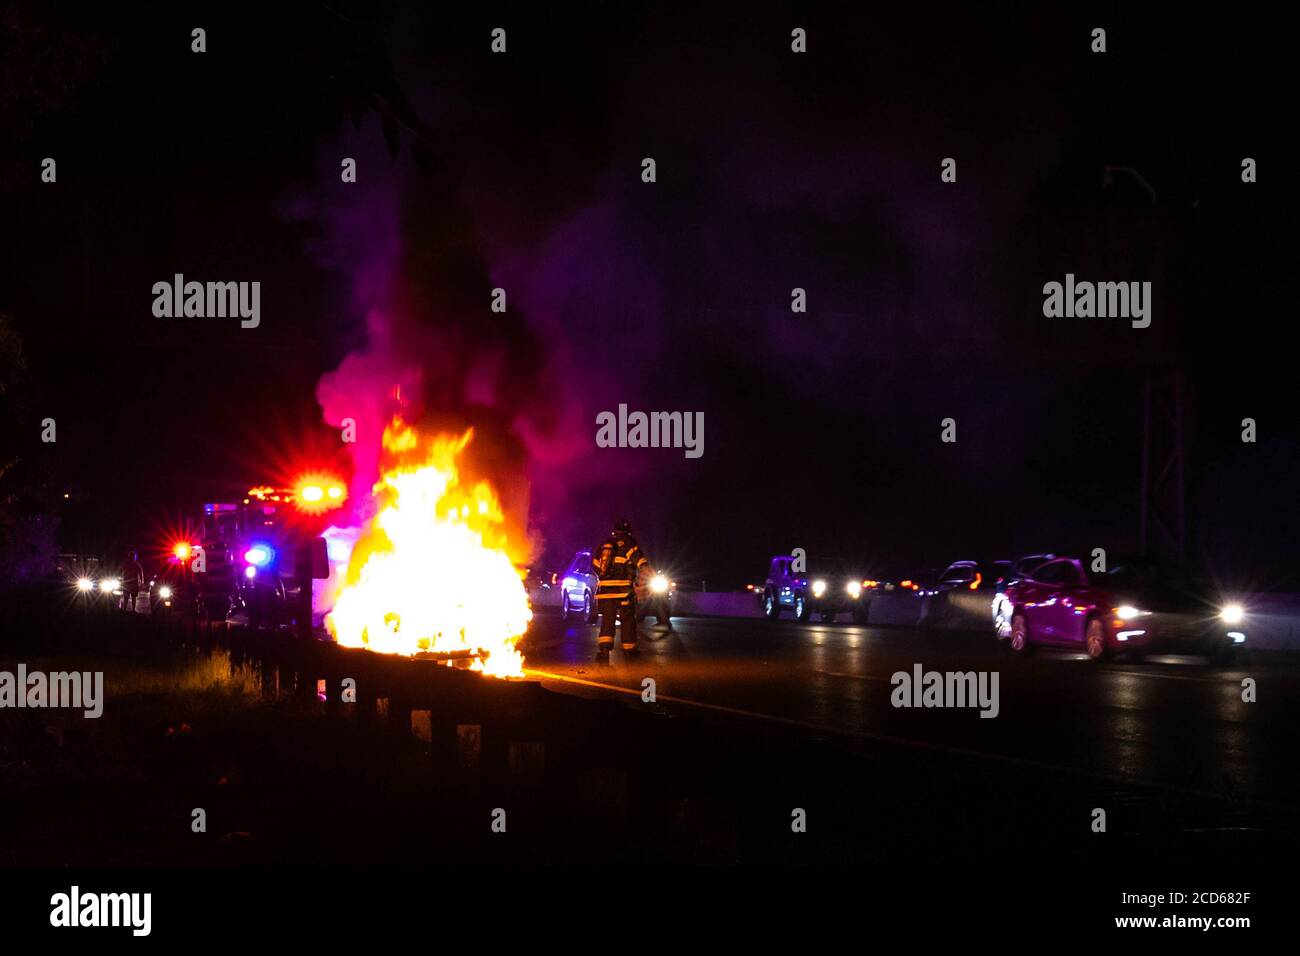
[869,592,927,626]
[919,591,995,632]
[672,591,765,618]
[670,589,927,625]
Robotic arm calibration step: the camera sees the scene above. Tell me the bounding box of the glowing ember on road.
[325,418,531,677]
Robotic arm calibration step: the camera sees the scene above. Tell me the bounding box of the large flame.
[326,418,531,677]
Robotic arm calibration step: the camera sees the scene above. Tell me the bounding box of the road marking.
[799,663,1251,701]
[815,662,1239,687]
[523,666,1299,814]
[1097,666,1242,684]
[805,668,890,682]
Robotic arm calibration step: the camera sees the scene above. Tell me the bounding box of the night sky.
[2,2,1296,589]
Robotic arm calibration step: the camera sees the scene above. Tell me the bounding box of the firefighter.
[593,519,649,660]
[121,550,145,612]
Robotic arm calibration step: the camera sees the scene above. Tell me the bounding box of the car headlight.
[158,586,172,600]
[1219,604,1244,625]
[100,578,121,593]
[811,579,827,598]
[650,574,669,595]
[1114,605,1147,620]
[76,577,94,592]
[846,581,862,599]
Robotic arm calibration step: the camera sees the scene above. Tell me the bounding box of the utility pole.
[1139,369,1186,564]
[1101,164,1189,566]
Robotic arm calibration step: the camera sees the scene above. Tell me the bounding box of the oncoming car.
[149,564,199,618]
[1004,556,1246,664]
[559,549,600,624]
[762,555,870,624]
[636,568,676,628]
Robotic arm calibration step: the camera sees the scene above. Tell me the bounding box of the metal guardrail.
[179,621,592,791]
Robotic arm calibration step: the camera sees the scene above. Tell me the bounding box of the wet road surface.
[521,609,1300,812]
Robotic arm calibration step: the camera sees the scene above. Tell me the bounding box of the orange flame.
[325,418,530,677]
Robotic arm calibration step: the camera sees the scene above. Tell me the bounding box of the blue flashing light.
[244,545,274,567]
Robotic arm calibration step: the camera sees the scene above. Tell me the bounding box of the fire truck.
[176,479,342,637]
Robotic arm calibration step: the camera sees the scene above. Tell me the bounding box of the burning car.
[325,420,531,677]
[1004,555,1246,663]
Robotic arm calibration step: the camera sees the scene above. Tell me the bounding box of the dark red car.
[1004,556,1246,663]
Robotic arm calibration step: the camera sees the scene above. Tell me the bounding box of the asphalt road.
[521,608,1300,813]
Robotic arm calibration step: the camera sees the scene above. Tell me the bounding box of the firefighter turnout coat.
[594,531,649,605]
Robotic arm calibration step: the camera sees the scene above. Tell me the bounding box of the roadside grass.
[0,594,387,865]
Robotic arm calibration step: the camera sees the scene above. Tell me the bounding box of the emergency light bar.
[244,545,274,567]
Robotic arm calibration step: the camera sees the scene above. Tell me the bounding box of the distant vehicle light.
[1219,604,1244,625]
[293,473,347,513]
[244,546,273,567]
[245,566,257,579]
[650,574,670,595]
[76,577,94,592]
[100,578,120,593]
[811,579,827,598]
[846,581,862,599]
[158,586,173,599]
[173,542,192,560]
[1115,605,1146,620]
